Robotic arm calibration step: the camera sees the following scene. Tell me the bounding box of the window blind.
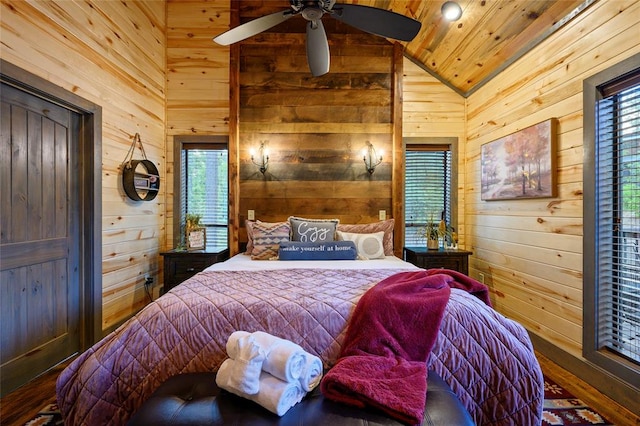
[404,149,451,246]
[181,148,229,248]
[596,80,640,363]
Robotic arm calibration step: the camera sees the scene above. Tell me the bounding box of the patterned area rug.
[543,376,613,425]
[26,378,614,426]
[24,403,62,426]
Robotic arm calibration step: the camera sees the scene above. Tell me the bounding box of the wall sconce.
[441,1,462,21]
[250,142,269,174]
[362,142,383,175]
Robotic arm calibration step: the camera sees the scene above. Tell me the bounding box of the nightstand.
[403,246,472,275]
[160,247,230,293]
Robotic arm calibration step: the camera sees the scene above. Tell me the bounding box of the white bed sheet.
[204,253,420,272]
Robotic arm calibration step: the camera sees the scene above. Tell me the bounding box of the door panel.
[0,83,80,395]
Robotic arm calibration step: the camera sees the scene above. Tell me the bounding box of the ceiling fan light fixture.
[441,1,462,21]
[213,1,423,75]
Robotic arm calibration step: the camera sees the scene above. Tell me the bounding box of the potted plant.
[418,214,440,250]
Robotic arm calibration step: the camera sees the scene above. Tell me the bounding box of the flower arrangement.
[185,213,206,250]
[185,213,202,231]
[176,213,203,251]
[417,213,458,250]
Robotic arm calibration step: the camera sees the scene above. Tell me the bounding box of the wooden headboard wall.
[232,1,404,254]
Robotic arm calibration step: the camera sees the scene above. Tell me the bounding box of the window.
[173,137,229,249]
[584,54,640,387]
[404,142,455,246]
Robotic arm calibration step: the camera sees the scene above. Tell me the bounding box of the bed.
[58,216,544,424]
[56,251,544,425]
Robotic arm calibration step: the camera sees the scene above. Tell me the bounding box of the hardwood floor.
[1,354,638,425]
[0,360,69,426]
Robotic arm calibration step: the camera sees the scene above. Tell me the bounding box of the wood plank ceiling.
[364,0,589,96]
[229,0,590,96]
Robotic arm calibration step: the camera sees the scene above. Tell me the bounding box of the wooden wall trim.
[228,0,240,256]
[392,42,404,258]
[84,105,103,344]
[172,135,230,249]
[403,136,460,234]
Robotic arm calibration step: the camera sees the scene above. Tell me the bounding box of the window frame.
[583,52,640,388]
[403,137,459,247]
[172,135,229,249]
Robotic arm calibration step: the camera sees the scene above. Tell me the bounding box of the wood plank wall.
[465,0,640,361]
[1,0,463,332]
[236,1,394,240]
[165,0,231,250]
[0,0,167,331]
[164,0,467,258]
[402,59,467,245]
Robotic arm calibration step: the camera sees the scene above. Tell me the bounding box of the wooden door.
[0,83,81,395]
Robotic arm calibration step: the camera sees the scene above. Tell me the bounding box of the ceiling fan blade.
[213,10,293,45]
[306,20,330,77]
[330,3,421,42]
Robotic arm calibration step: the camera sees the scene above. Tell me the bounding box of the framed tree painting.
[481,118,557,201]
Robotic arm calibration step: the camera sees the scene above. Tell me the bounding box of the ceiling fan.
[213,0,422,77]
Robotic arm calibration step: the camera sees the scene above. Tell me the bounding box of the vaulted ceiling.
[232,0,591,96]
[356,0,589,96]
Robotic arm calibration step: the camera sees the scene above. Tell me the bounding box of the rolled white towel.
[216,358,234,389]
[216,359,306,416]
[251,331,306,382]
[299,354,323,391]
[226,330,251,358]
[226,334,265,395]
[253,369,305,416]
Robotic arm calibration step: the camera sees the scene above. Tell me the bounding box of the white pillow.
[337,231,385,259]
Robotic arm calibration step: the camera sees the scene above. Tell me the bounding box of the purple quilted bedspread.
[56,268,543,425]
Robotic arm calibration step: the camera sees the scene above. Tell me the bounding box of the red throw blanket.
[424,268,492,307]
[320,269,491,425]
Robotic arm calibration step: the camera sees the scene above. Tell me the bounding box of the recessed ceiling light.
[442,1,463,21]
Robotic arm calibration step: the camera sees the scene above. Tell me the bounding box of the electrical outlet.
[248,210,255,220]
[144,274,153,287]
[379,210,386,220]
[478,273,485,284]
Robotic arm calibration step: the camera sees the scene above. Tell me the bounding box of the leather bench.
[127,371,474,425]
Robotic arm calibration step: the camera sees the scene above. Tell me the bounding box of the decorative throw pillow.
[244,220,255,255]
[245,220,289,255]
[251,221,291,260]
[288,216,339,243]
[337,230,385,260]
[337,218,395,256]
[278,241,358,261]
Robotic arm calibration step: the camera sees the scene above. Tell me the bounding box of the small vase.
[427,239,439,250]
